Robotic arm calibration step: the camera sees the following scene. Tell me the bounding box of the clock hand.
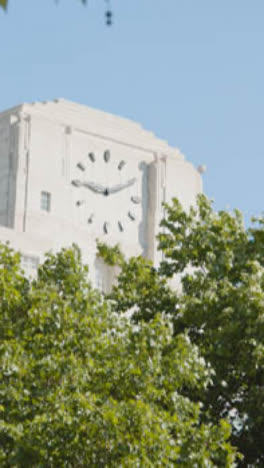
[71,179,83,187]
[108,178,136,195]
[72,179,105,193]
[83,181,106,194]
[72,178,136,196]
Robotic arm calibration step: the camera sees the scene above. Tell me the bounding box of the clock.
[71,149,142,236]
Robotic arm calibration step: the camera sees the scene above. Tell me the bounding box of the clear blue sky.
[1,0,263,221]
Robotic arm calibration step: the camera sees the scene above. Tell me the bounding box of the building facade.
[0,99,203,288]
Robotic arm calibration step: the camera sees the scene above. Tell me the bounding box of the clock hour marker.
[103,222,110,234]
[118,160,126,171]
[77,162,85,171]
[88,152,95,162]
[118,221,124,232]
[104,150,111,163]
[131,196,141,204]
[76,200,85,206]
[88,213,94,224]
[128,211,136,221]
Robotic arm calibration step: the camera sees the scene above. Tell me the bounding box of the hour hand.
[108,178,136,194]
[71,179,83,187]
[83,181,106,194]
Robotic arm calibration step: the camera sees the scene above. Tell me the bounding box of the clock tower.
[0,99,203,289]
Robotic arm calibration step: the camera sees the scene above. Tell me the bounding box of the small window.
[41,191,51,212]
[21,255,39,271]
[95,257,105,291]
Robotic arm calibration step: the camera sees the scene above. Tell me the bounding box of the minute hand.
[82,181,106,194]
[108,178,136,195]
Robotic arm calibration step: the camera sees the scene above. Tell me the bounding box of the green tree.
[0,243,237,466]
[102,195,264,467]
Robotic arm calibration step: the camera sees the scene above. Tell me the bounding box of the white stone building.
[0,99,203,289]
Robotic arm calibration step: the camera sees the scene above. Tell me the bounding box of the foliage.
[0,0,7,10]
[0,0,88,10]
[0,0,113,26]
[98,241,178,323]
[97,240,124,267]
[102,194,264,467]
[0,243,238,466]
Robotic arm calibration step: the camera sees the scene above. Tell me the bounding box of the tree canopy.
[0,0,113,26]
[101,194,264,467]
[2,194,263,465]
[0,0,86,8]
[0,242,238,466]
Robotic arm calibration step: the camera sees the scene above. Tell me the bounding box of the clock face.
[71,148,143,237]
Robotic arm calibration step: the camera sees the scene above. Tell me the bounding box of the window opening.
[40,191,51,212]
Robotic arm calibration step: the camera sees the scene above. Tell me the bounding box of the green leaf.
[0,0,7,9]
